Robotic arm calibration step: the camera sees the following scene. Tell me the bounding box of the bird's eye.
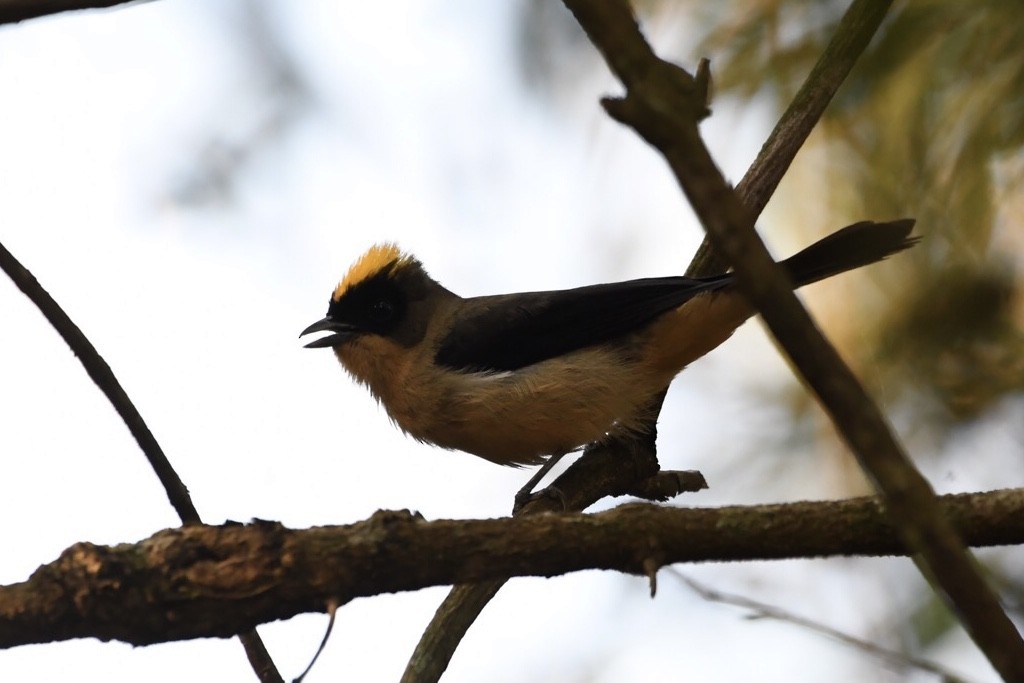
[368,298,394,323]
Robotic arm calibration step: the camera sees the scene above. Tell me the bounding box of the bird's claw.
[513,485,568,515]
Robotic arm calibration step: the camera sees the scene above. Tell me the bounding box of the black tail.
[782,219,918,287]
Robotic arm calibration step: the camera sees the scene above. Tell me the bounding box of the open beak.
[300,317,357,348]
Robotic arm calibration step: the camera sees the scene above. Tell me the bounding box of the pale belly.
[393,348,664,466]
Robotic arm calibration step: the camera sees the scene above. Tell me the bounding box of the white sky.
[0,1,1010,681]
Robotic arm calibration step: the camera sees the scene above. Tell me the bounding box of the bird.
[301,219,917,502]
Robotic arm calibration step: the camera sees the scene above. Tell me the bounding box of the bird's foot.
[513,484,568,515]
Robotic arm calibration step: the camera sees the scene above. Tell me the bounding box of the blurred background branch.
[671,570,974,683]
[0,0,141,25]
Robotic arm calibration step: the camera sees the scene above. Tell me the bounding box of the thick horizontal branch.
[3,490,1022,648]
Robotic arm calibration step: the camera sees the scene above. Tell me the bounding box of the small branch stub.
[642,556,661,598]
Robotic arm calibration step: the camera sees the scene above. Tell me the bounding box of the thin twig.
[671,570,974,683]
[0,241,198,522]
[293,600,338,683]
[402,2,898,681]
[0,240,284,683]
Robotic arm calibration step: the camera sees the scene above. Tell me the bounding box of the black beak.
[300,317,357,348]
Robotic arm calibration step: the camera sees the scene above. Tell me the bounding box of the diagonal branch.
[565,0,1024,679]
[403,2,901,681]
[4,490,1023,649]
[0,241,283,683]
[690,0,897,276]
[0,241,199,523]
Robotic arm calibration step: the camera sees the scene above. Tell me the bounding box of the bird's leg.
[512,452,568,514]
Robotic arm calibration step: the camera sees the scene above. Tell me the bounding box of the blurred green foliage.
[704,0,1024,423]
[518,0,1024,424]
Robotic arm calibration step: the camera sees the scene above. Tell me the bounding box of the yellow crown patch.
[333,242,414,300]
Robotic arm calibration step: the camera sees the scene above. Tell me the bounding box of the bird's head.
[300,243,448,350]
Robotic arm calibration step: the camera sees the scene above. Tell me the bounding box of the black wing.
[435,219,918,373]
[434,275,733,373]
